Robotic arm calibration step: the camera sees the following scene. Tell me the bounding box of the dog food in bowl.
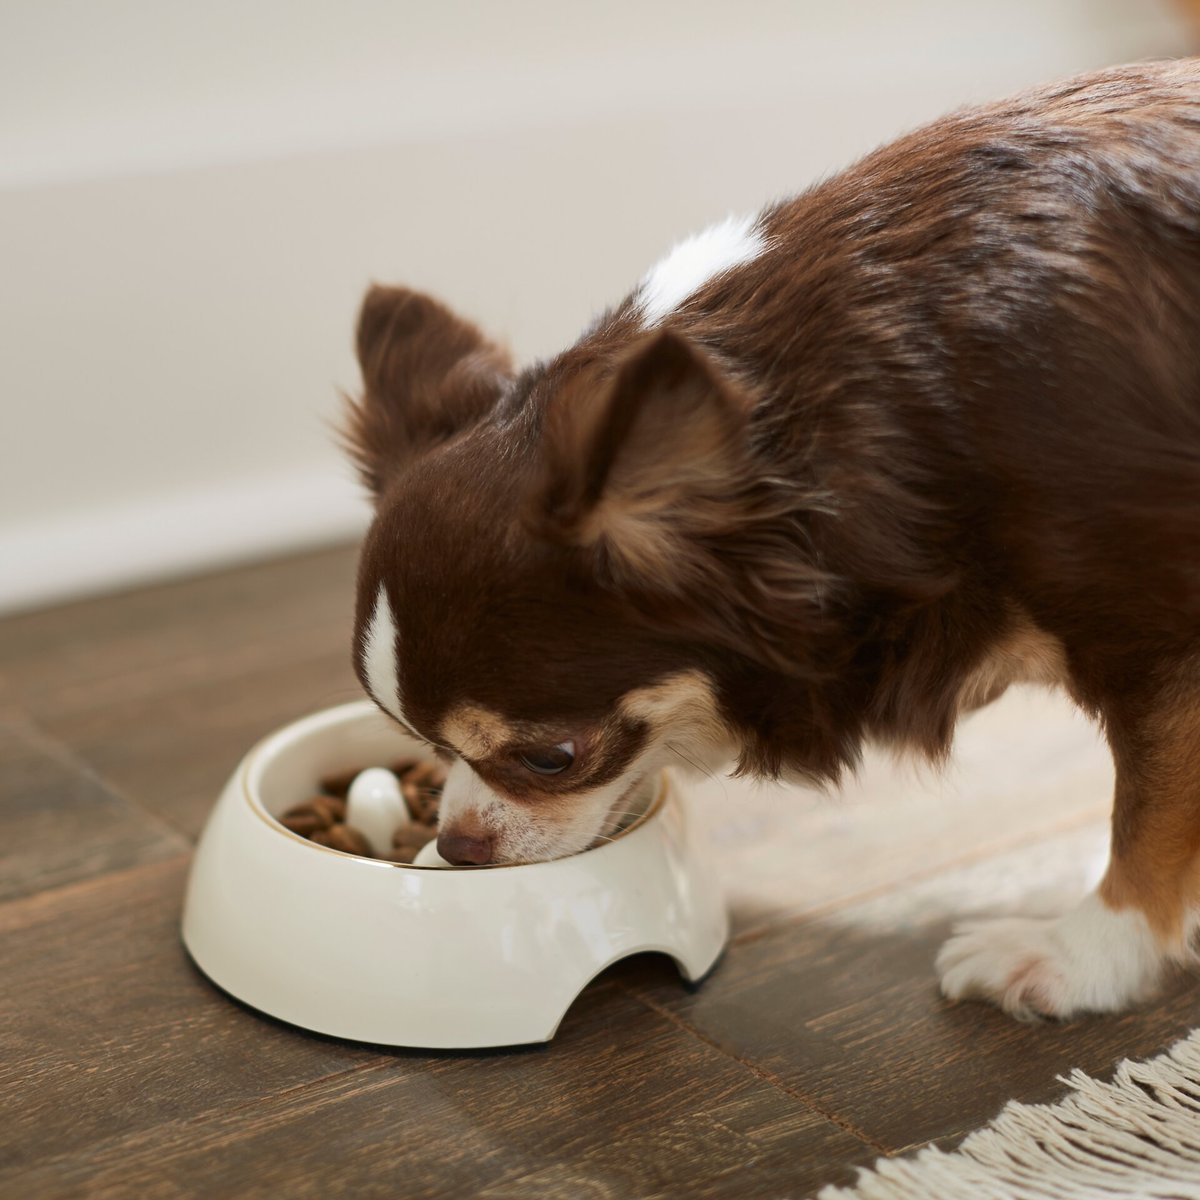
[182,699,729,1047]
[278,758,445,863]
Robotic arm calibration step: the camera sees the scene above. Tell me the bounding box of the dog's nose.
[437,832,495,866]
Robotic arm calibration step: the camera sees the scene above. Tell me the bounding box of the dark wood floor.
[4,542,1199,1198]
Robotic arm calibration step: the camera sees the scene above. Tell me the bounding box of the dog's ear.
[532,328,834,674]
[342,285,513,500]
[531,329,754,579]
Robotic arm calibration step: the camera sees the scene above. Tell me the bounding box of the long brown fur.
[346,60,1200,938]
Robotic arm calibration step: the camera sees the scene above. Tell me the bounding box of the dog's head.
[343,285,818,864]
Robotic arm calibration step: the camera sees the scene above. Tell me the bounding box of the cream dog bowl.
[181,700,728,1049]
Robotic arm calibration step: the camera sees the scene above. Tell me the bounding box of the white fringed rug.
[819,1028,1200,1200]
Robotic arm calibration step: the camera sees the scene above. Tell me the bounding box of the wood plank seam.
[624,985,892,1156]
[0,1059,409,1191]
[0,852,194,927]
[6,711,196,848]
[160,1055,403,1128]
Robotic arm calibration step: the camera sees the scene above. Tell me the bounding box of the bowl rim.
[240,699,669,872]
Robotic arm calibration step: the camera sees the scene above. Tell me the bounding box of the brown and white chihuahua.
[343,60,1200,1021]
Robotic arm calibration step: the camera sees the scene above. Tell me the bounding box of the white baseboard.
[0,466,371,616]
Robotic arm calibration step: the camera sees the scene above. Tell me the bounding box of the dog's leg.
[937,687,1200,1019]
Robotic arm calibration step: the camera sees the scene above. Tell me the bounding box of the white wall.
[1,0,1191,613]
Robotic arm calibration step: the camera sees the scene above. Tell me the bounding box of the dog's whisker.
[666,741,731,805]
[666,741,718,782]
[665,741,707,776]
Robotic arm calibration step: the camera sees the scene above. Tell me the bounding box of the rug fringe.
[818,1027,1200,1199]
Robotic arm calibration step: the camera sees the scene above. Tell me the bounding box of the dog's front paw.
[936,895,1164,1020]
[936,916,1071,1019]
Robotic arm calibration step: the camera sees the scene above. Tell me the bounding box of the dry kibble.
[279,798,338,832]
[392,821,436,851]
[406,762,445,791]
[280,809,325,836]
[401,779,424,815]
[310,795,347,825]
[317,768,361,799]
[283,796,342,832]
[326,823,371,856]
[405,790,440,825]
[280,759,443,862]
[398,760,445,823]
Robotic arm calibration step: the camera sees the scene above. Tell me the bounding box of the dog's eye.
[518,740,576,776]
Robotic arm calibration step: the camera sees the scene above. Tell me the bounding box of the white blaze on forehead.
[635,212,766,328]
[362,583,407,724]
